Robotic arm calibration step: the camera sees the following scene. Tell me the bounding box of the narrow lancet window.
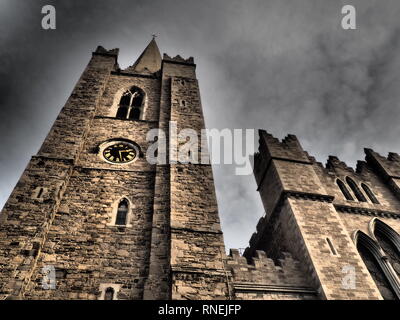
[104,287,114,300]
[346,177,367,202]
[115,199,129,226]
[361,183,380,204]
[326,237,338,256]
[336,179,354,201]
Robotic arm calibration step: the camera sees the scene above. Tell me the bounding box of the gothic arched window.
[346,177,367,202]
[357,232,397,300]
[116,87,144,120]
[115,198,129,226]
[374,220,400,279]
[104,287,115,300]
[336,179,354,201]
[361,183,380,204]
[129,107,141,120]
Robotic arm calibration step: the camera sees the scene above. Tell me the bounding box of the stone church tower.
[0,39,227,300]
[1,39,400,300]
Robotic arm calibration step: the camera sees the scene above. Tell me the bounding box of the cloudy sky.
[1,0,400,250]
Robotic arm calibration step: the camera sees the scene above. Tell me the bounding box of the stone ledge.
[335,204,400,219]
[233,283,316,294]
[171,226,223,235]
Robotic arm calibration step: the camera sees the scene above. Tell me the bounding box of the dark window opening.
[115,199,128,226]
[346,177,367,202]
[104,287,114,300]
[337,179,354,201]
[116,106,129,119]
[129,107,141,120]
[375,226,400,279]
[116,87,144,120]
[326,237,337,256]
[361,183,380,204]
[357,239,397,300]
[37,188,44,199]
[120,93,131,106]
[132,92,143,107]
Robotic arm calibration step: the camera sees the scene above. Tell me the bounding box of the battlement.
[326,155,355,173]
[254,131,311,187]
[93,46,119,57]
[365,148,400,178]
[257,130,310,163]
[163,53,195,65]
[224,249,315,298]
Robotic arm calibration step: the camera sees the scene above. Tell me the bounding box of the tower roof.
[131,38,161,73]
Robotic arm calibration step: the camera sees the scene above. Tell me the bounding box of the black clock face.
[103,142,136,163]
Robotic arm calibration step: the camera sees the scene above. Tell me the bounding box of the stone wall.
[251,131,384,299]
[224,249,316,300]
[25,168,155,299]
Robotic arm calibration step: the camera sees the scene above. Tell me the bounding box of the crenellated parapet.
[163,53,195,65]
[365,148,400,178]
[224,249,316,299]
[93,46,119,58]
[365,148,400,201]
[256,131,310,165]
[326,155,355,174]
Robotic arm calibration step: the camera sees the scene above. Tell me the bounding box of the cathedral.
[0,39,399,300]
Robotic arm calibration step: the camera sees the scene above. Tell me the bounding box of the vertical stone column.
[143,75,172,299]
[144,56,229,299]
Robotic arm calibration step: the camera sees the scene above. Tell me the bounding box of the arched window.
[115,199,129,226]
[129,107,141,120]
[357,232,398,300]
[116,87,144,120]
[346,177,367,202]
[104,287,115,300]
[120,92,131,106]
[361,183,380,204]
[336,179,354,201]
[374,220,400,279]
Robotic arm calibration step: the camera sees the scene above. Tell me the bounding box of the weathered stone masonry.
[1,39,400,300]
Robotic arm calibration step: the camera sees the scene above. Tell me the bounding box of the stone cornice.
[285,190,334,202]
[171,266,226,275]
[335,204,400,219]
[233,283,317,294]
[171,226,223,235]
[110,71,158,79]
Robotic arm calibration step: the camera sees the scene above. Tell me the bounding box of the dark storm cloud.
[1,0,400,250]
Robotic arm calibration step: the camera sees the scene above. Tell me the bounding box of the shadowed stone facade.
[0,40,400,300]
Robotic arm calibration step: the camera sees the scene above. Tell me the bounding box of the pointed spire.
[131,37,161,73]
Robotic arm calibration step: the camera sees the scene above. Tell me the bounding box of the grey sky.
[1,0,400,250]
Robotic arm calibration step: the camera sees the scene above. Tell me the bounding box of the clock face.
[103,142,137,163]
